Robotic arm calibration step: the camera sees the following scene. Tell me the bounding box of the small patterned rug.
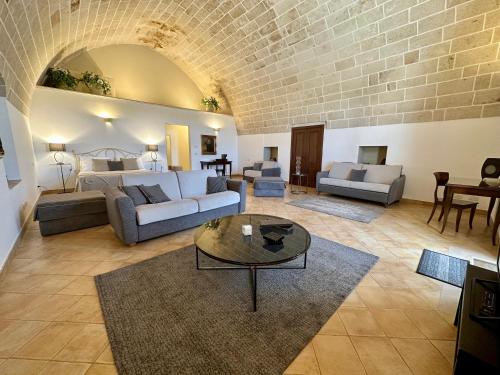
[287,196,384,223]
[95,236,378,375]
[416,249,469,288]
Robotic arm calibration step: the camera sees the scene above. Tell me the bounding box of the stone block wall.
[0,0,499,134]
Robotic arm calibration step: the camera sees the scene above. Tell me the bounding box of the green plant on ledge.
[80,71,112,95]
[44,67,78,90]
[201,96,221,112]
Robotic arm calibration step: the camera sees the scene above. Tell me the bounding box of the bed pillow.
[120,185,148,206]
[92,158,110,172]
[207,176,228,194]
[79,157,93,172]
[121,158,140,170]
[138,184,170,204]
[107,160,124,171]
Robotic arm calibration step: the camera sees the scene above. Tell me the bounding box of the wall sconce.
[103,118,113,126]
[48,143,66,164]
[213,127,220,135]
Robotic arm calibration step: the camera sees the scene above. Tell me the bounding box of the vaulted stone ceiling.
[0,0,499,134]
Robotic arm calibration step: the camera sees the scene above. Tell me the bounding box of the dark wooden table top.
[194,214,311,267]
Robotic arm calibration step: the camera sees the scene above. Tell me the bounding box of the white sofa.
[105,170,247,244]
[316,162,406,206]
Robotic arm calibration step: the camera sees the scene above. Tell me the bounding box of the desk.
[454,264,499,374]
[441,183,500,245]
[200,160,232,177]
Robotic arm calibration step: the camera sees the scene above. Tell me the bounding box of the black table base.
[195,246,307,312]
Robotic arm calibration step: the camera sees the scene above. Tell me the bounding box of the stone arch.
[1,0,500,135]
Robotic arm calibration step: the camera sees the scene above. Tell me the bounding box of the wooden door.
[289,125,324,188]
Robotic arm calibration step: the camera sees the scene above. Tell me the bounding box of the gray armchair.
[243,161,281,182]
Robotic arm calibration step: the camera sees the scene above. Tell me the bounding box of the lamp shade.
[146,144,159,152]
[49,143,66,152]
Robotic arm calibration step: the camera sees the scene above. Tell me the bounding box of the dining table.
[440,181,500,245]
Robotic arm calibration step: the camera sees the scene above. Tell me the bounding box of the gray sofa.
[105,170,247,245]
[317,162,405,207]
[243,161,281,182]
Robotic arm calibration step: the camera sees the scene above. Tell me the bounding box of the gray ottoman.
[253,177,286,197]
[34,191,109,236]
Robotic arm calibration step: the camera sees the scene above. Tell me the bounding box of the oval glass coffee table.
[194,214,311,311]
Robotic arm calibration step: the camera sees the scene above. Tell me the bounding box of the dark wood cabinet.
[454,264,499,374]
[289,125,324,188]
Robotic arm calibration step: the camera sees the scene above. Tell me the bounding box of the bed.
[74,148,152,192]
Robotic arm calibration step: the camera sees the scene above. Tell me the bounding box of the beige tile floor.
[0,186,497,375]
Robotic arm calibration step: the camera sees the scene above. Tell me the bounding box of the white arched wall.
[59,44,211,113]
[29,87,238,192]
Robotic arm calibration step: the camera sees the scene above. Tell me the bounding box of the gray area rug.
[416,249,468,288]
[287,196,384,223]
[95,236,378,375]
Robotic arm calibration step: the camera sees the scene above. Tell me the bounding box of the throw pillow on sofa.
[253,162,263,171]
[349,169,367,182]
[120,185,149,206]
[207,176,228,194]
[138,184,171,204]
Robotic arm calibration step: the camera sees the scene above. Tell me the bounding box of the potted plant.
[201,96,221,112]
[44,67,78,90]
[80,71,111,95]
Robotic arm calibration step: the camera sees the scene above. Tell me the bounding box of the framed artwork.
[201,135,217,155]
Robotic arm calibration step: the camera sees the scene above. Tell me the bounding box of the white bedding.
[76,169,152,191]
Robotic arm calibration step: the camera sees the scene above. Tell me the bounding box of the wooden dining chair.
[427,172,479,232]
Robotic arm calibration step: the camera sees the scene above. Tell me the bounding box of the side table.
[291,173,308,194]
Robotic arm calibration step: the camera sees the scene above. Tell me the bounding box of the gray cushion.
[122,172,182,200]
[176,170,217,198]
[107,160,124,171]
[328,162,362,179]
[319,177,351,188]
[207,176,228,194]
[262,161,279,169]
[135,199,198,225]
[253,162,263,171]
[254,177,285,190]
[349,169,367,182]
[121,158,140,170]
[34,191,106,221]
[349,181,391,193]
[138,184,170,204]
[244,170,262,178]
[120,185,148,206]
[193,191,240,212]
[362,164,402,184]
[92,158,109,172]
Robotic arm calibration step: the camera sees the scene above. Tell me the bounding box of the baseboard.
[0,194,40,283]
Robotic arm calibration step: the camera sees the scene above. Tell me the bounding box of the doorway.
[165,124,191,171]
[289,124,324,188]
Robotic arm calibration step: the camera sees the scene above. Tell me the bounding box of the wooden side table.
[291,173,308,194]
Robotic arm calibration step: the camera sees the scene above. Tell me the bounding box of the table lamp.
[146,144,159,171]
[49,143,66,164]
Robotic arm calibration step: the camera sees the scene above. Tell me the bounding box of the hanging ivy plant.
[201,96,221,112]
[80,71,112,95]
[44,67,78,90]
